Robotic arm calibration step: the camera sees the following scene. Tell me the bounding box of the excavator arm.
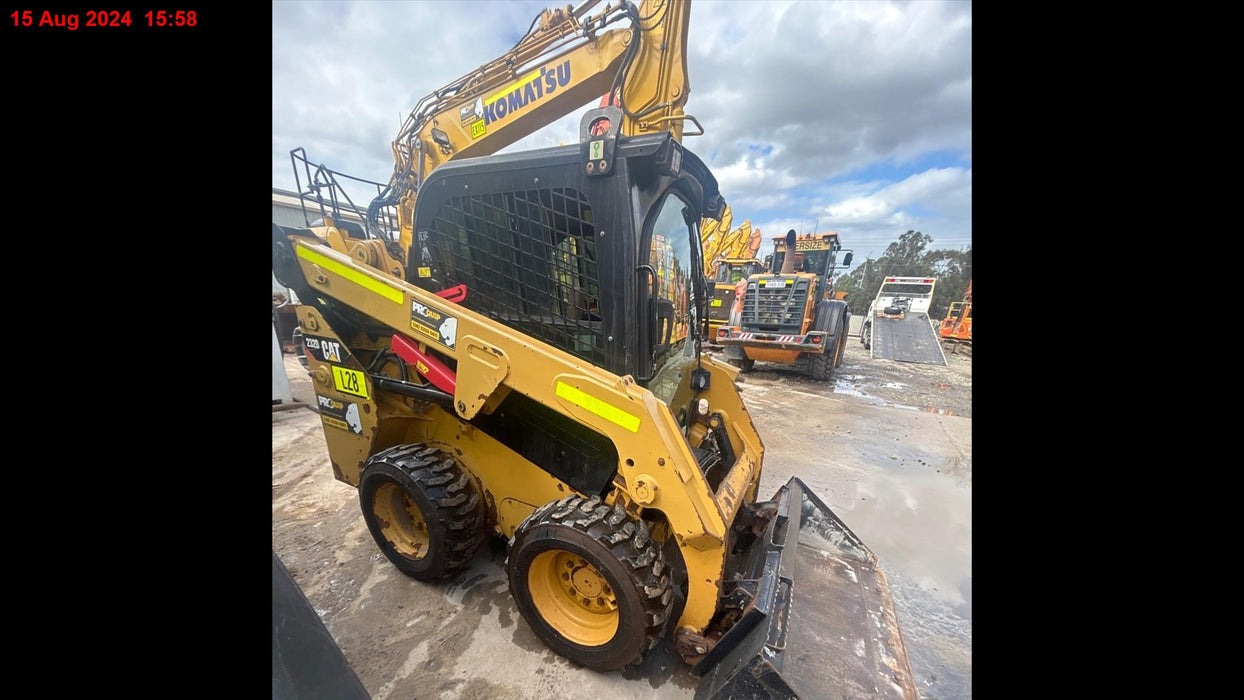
[369,0,703,261]
[700,204,763,277]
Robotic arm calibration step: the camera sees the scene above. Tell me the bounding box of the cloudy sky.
[273,0,971,264]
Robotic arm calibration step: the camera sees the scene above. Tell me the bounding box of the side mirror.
[843,252,854,267]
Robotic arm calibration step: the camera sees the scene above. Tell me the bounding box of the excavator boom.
[700,204,762,277]
[378,0,701,258]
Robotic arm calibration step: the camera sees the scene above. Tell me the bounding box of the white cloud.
[714,154,804,197]
[272,1,971,258]
[822,168,971,222]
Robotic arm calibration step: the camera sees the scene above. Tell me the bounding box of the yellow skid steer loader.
[274,117,914,698]
[272,0,914,695]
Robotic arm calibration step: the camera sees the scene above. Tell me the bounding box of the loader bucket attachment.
[693,477,916,699]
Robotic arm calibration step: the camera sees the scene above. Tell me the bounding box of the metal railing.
[289,147,398,242]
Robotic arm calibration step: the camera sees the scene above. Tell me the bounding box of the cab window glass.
[646,193,699,407]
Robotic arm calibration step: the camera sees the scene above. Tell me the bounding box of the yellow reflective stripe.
[487,69,541,105]
[555,381,640,433]
[297,245,404,304]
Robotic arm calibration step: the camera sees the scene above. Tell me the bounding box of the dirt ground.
[273,334,971,699]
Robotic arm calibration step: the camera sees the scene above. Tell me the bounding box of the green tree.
[926,247,972,318]
[882,230,934,271]
[838,258,884,315]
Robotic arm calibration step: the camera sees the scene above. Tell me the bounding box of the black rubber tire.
[507,495,673,671]
[862,321,872,350]
[832,320,848,367]
[807,348,836,381]
[729,357,755,372]
[808,302,845,381]
[359,443,485,581]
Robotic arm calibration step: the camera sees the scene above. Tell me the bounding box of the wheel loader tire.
[729,357,755,372]
[359,443,485,582]
[808,302,845,381]
[506,495,673,671]
[807,348,836,381]
[833,320,848,367]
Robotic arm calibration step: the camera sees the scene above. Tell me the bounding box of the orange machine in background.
[939,279,972,344]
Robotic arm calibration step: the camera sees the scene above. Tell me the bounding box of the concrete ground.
[273,336,971,699]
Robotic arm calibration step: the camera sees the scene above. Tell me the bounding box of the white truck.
[860,276,947,366]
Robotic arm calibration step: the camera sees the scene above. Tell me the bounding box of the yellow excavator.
[704,256,764,347]
[699,206,764,345]
[273,1,914,697]
[700,205,763,277]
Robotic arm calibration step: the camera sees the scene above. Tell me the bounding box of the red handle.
[390,334,456,394]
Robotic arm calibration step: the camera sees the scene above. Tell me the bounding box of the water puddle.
[833,385,870,398]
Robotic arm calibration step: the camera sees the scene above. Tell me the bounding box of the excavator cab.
[707,260,764,345]
[714,260,763,285]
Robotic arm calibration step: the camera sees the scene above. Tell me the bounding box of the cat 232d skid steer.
[272,1,914,697]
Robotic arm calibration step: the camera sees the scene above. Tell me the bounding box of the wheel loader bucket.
[694,478,917,699]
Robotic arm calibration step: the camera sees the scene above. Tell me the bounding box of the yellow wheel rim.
[528,549,619,646]
[372,482,429,560]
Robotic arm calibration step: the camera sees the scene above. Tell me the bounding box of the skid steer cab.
[272,109,914,698]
